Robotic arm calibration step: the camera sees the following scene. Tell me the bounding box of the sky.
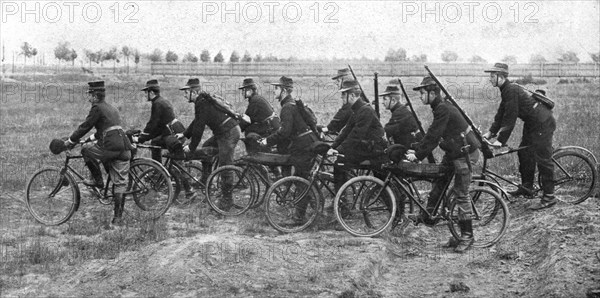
[1,0,599,63]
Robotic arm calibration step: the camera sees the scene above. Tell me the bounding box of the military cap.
[239,78,257,90]
[141,79,160,91]
[412,77,437,91]
[484,62,509,75]
[379,85,401,96]
[49,138,67,155]
[338,80,360,93]
[86,81,105,93]
[180,78,201,90]
[332,68,350,80]
[271,76,294,88]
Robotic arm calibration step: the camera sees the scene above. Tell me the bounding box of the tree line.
[14,42,600,71]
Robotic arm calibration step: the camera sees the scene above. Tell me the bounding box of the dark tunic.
[384,103,421,148]
[183,94,239,152]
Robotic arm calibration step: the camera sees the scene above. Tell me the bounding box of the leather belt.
[104,125,122,133]
[220,117,233,127]
[297,130,312,138]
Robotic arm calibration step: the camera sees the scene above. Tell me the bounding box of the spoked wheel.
[171,161,204,207]
[206,165,255,216]
[248,164,273,209]
[448,187,509,248]
[26,167,80,225]
[334,176,396,237]
[127,159,174,221]
[264,176,321,233]
[547,150,597,204]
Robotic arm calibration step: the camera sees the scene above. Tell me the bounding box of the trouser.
[81,143,131,194]
[428,150,479,221]
[333,147,386,193]
[150,134,185,163]
[289,145,317,217]
[202,126,241,198]
[518,116,556,195]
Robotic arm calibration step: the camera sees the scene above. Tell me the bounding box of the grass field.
[1,73,599,190]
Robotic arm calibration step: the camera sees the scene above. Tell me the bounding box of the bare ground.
[1,190,599,298]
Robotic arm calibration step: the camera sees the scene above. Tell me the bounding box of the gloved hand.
[175,133,185,139]
[321,127,329,133]
[258,138,268,146]
[183,145,191,153]
[483,131,492,140]
[241,114,251,123]
[131,136,139,143]
[327,148,338,156]
[405,149,417,162]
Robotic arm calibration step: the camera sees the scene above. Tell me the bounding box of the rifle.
[397,78,436,164]
[347,64,370,103]
[424,65,494,159]
[373,72,380,119]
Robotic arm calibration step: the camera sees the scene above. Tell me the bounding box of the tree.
[591,52,600,63]
[263,54,278,62]
[384,48,407,62]
[54,42,75,65]
[409,54,427,62]
[214,51,224,63]
[200,50,210,62]
[134,49,140,72]
[529,54,547,64]
[254,54,263,62]
[122,46,131,73]
[101,46,120,72]
[441,50,459,63]
[501,55,518,65]
[149,48,163,62]
[183,52,198,63]
[557,51,579,63]
[229,50,240,63]
[20,42,38,65]
[469,55,487,63]
[165,50,178,62]
[84,49,100,67]
[242,51,252,62]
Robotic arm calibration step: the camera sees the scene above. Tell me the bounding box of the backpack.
[295,99,320,139]
[201,92,239,119]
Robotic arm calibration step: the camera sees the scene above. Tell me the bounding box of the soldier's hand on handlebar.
[405,149,417,162]
[483,131,494,140]
[175,133,185,139]
[64,138,76,150]
[183,145,191,153]
[258,138,268,146]
[489,140,503,148]
[327,148,338,156]
[131,136,139,143]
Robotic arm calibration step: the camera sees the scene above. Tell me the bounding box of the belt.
[297,130,312,138]
[220,117,233,127]
[104,125,122,133]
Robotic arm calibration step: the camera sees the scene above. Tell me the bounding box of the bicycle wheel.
[547,150,597,204]
[127,159,174,220]
[205,165,255,216]
[26,167,80,225]
[334,176,396,237]
[248,164,273,209]
[264,176,321,233]
[172,161,204,206]
[448,187,509,248]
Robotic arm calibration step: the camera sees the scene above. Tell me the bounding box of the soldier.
[64,81,133,226]
[135,79,197,201]
[482,63,556,210]
[406,77,481,253]
[177,78,242,210]
[237,78,281,154]
[322,68,353,134]
[380,85,422,148]
[329,80,387,194]
[260,76,319,222]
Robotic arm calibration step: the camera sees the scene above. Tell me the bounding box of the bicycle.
[26,142,174,226]
[334,159,509,248]
[479,140,597,204]
[262,142,338,233]
[205,148,290,216]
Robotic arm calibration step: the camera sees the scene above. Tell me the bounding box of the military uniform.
[488,79,555,196]
[384,102,422,148]
[332,92,387,192]
[183,92,241,190]
[240,93,281,154]
[138,95,186,161]
[326,102,353,134]
[412,95,481,220]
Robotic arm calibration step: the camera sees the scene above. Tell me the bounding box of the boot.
[529,194,558,210]
[454,220,474,253]
[508,184,534,197]
[217,185,233,211]
[83,161,103,188]
[111,193,125,226]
